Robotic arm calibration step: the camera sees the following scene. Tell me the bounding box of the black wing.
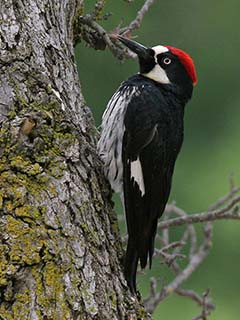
[122,78,183,292]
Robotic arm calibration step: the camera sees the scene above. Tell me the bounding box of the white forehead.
[151,45,169,55]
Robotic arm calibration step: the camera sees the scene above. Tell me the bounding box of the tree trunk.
[0,1,150,319]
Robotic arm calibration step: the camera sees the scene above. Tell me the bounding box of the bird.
[97,35,197,294]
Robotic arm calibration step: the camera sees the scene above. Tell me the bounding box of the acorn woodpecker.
[98,36,197,294]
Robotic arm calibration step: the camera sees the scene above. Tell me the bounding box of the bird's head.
[118,36,197,95]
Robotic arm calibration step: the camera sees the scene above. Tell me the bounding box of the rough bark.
[0,1,150,319]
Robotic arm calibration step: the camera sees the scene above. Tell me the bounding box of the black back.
[121,74,190,292]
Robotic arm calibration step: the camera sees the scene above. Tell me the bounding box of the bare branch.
[158,240,186,252]
[149,277,158,297]
[144,222,213,314]
[164,223,212,294]
[79,15,134,59]
[191,289,214,320]
[120,0,156,35]
[164,203,198,257]
[209,186,240,211]
[159,195,240,230]
[154,241,186,266]
[77,0,156,59]
[176,288,213,309]
[176,288,214,320]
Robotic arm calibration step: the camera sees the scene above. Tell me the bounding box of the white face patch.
[130,156,145,196]
[144,64,170,84]
[143,45,171,84]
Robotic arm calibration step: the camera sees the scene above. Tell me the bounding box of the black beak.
[117,36,152,61]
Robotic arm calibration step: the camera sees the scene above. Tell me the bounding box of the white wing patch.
[130,156,145,196]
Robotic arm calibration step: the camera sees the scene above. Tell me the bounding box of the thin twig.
[163,223,212,296]
[144,218,213,314]
[120,0,156,35]
[191,289,214,320]
[154,241,186,266]
[165,204,198,256]
[176,288,213,309]
[78,0,156,59]
[159,195,240,230]
[149,277,158,297]
[209,186,240,211]
[160,240,186,252]
[79,15,133,59]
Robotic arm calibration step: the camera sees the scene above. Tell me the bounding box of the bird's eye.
[163,57,172,65]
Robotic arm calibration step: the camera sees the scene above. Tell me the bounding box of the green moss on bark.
[0,98,76,318]
[32,263,71,319]
[5,216,46,265]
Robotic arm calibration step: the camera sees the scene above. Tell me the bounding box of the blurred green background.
[75,1,240,319]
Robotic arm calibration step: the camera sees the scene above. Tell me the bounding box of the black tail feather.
[124,225,157,294]
[139,220,158,269]
[124,237,138,294]
[139,235,150,269]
